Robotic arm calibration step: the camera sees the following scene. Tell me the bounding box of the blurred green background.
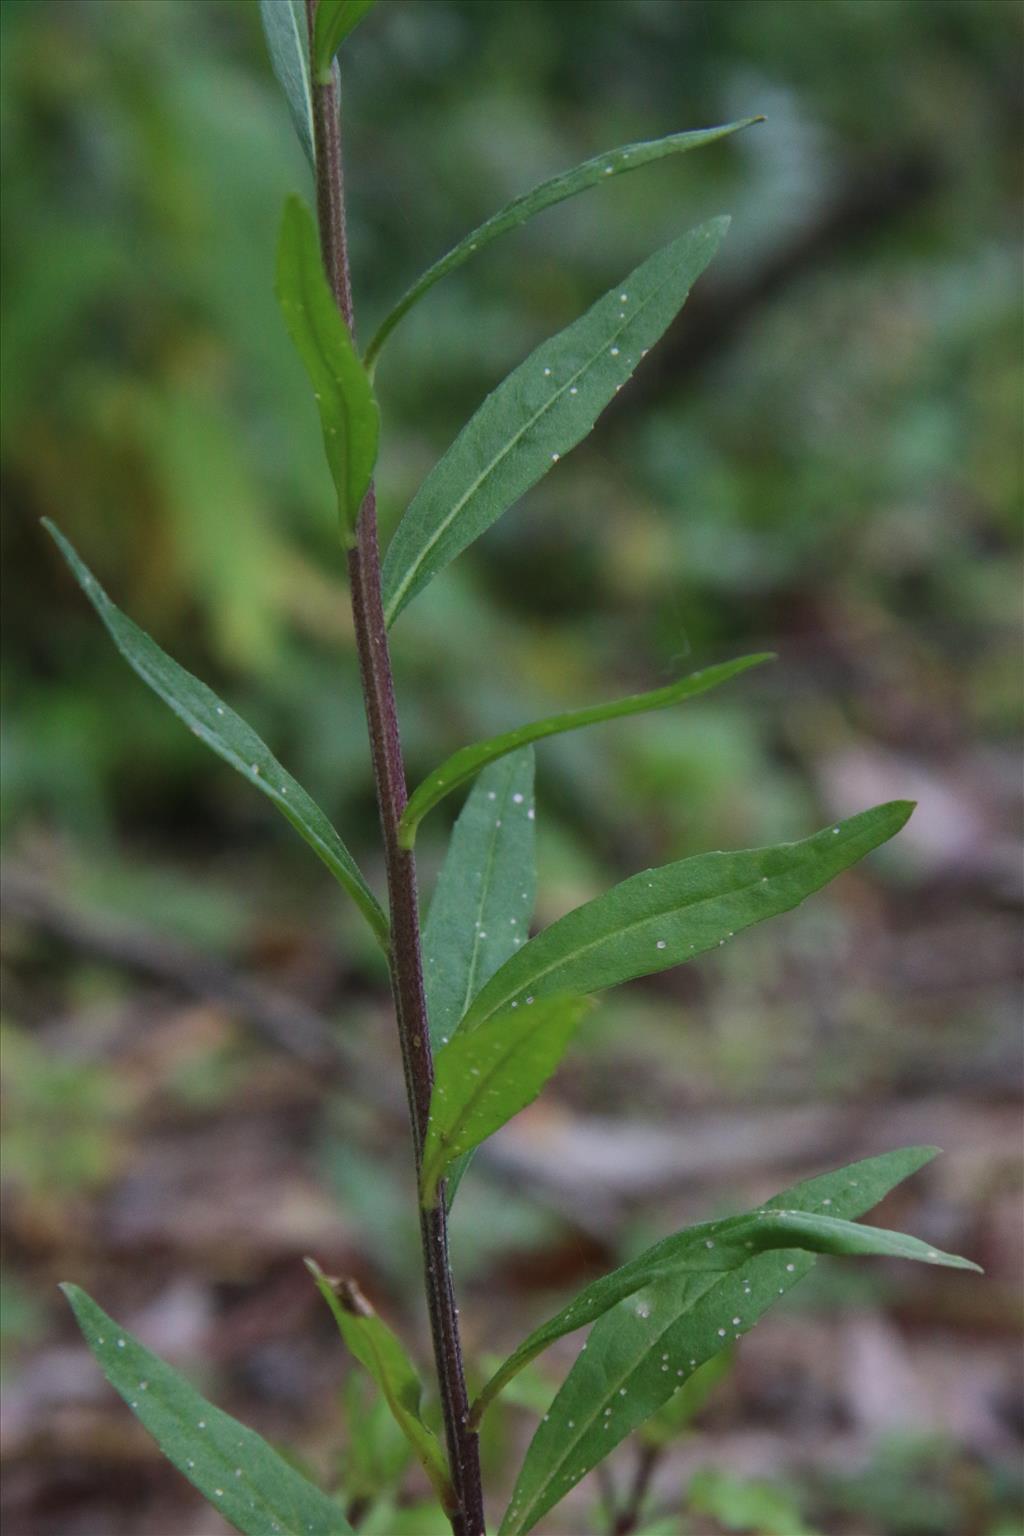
[2,2,1021,1533]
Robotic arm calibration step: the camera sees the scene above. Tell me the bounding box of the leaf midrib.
[111,1355,315,1534]
[412,679,684,831]
[384,240,707,623]
[284,0,314,157]
[296,236,354,473]
[96,584,385,933]
[458,764,524,1018]
[469,818,883,1027]
[466,858,788,1028]
[130,627,361,884]
[508,1266,751,1535]
[432,1012,550,1168]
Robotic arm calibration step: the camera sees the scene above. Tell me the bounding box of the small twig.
[613,1442,660,1535]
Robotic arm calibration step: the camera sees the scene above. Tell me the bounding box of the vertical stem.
[612,1444,660,1535]
[304,10,484,1535]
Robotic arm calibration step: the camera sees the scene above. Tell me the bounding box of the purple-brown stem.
[304,7,484,1534]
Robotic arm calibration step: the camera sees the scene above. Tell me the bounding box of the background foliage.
[2,2,1021,1533]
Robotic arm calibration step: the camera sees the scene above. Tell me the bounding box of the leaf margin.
[498,1145,978,1535]
[459,801,915,1031]
[313,0,377,82]
[258,0,316,168]
[275,195,380,538]
[380,215,730,627]
[472,1171,979,1426]
[363,118,762,372]
[61,1281,354,1536]
[305,1261,455,1514]
[398,654,773,848]
[43,520,389,950]
[420,994,590,1209]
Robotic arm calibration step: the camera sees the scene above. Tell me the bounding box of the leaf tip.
[737,650,777,673]
[40,518,67,558]
[58,1281,88,1326]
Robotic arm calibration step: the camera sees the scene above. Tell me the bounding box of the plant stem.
[612,1443,660,1535]
[304,10,484,1535]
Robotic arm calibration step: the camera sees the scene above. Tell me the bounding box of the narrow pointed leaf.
[421,995,589,1209]
[313,0,377,82]
[399,655,772,848]
[499,1148,978,1535]
[459,802,914,1031]
[474,1150,978,1427]
[422,749,537,1206]
[423,749,537,1051]
[364,120,761,370]
[276,197,380,538]
[45,522,388,949]
[381,218,729,626]
[62,1284,353,1536]
[305,1263,454,1513]
[258,0,315,168]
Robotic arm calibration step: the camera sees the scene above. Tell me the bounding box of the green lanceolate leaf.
[62,1284,353,1536]
[420,995,589,1209]
[498,1148,979,1535]
[305,1263,454,1514]
[422,748,537,1206]
[258,0,315,169]
[313,0,377,82]
[422,749,537,1051]
[399,655,772,848]
[364,120,761,371]
[45,523,388,950]
[473,1150,979,1428]
[380,218,729,626]
[459,802,914,1031]
[276,197,380,538]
